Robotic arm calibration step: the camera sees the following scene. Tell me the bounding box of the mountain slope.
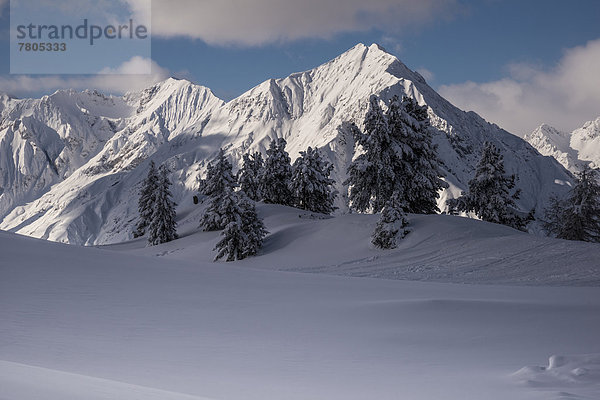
[525,117,600,173]
[0,44,574,244]
[571,117,600,168]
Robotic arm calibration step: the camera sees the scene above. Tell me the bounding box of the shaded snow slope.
[110,202,600,287]
[2,219,600,400]
[526,117,600,173]
[1,44,573,244]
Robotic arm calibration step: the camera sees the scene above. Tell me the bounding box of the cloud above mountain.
[439,38,600,136]
[0,57,169,97]
[130,0,457,46]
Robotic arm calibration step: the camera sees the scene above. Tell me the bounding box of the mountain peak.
[331,42,397,65]
[368,43,390,53]
[0,44,574,244]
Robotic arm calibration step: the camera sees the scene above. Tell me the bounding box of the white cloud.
[0,57,169,97]
[380,36,403,54]
[416,68,435,82]
[438,38,600,136]
[98,56,154,75]
[129,0,457,46]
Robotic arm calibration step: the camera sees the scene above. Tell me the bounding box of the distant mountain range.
[0,43,573,245]
[525,117,600,173]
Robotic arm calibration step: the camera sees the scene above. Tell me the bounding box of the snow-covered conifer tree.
[543,165,600,242]
[391,96,446,214]
[345,95,445,214]
[147,164,178,246]
[238,152,264,201]
[200,149,238,231]
[289,147,336,214]
[201,148,236,198]
[213,189,268,261]
[134,160,159,238]
[259,138,293,205]
[345,95,396,213]
[447,142,525,230]
[371,192,410,249]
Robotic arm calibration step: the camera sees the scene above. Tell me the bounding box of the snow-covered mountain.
[0,43,573,245]
[525,117,600,173]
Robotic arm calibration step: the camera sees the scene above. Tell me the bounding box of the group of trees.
[197,139,337,261]
[543,166,600,243]
[446,142,600,242]
[447,142,526,231]
[199,149,268,261]
[134,93,600,259]
[237,138,337,214]
[344,95,446,249]
[133,138,337,260]
[134,161,178,246]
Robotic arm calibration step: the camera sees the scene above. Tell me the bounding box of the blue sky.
[150,1,600,100]
[0,0,599,134]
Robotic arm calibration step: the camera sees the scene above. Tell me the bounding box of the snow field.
[2,206,600,399]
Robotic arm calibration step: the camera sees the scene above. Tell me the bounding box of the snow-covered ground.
[112,202,600,286]
[2,205,600,400]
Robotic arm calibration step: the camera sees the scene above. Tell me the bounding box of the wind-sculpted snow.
[0,44,574,244]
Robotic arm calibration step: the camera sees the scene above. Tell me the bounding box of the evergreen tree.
[238,151,264,201]
[372,192,410,249]
[345,95,396,213]
[200,190,227,231]
[134,160,159,238]
[543,166,600,242]
[260,138,293,205]
[200,149,238,231]
[447,142,525,230]
[344,95,445,214]
[200,148,236,198]
[213,189,268,261]
[238,196,269,257]
[392,96,446,214]
[289,147,337,214]
[147,164,178,246]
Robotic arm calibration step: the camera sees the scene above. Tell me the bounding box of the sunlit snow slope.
[0,44,573,244]
[526,117,600,173]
